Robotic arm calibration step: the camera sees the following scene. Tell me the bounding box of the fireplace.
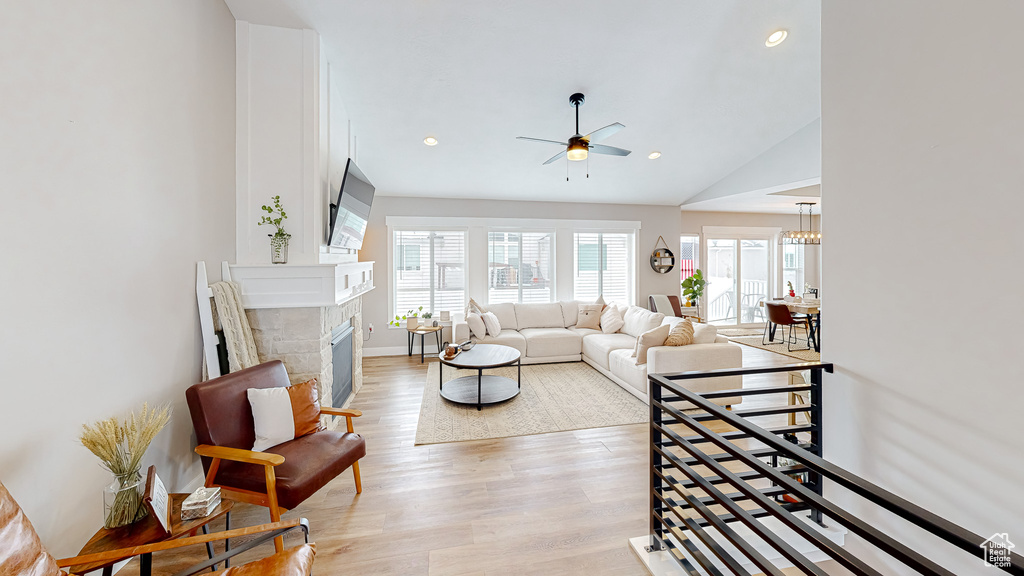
[331,320,354,408]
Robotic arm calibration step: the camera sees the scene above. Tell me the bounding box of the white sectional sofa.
[453,301,742,406]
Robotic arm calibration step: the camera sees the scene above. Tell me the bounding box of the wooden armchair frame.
[194,408,362,551]
[57,519,310,576]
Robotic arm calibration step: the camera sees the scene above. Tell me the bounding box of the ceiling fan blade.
[589,144,631,156]
[542,150,567,165]
[582,122,625,143]
[517,136,569,146]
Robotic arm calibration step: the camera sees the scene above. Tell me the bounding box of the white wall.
[361,197,681,353]
[0,0,235,556]
[823,2,1024,572]
[236,23,332,266]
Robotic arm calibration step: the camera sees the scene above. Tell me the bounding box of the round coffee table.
[438,344,521,411]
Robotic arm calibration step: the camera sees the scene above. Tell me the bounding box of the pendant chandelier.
[780,202,821,245]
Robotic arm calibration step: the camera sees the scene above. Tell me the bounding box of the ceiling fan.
[517,93,631,166]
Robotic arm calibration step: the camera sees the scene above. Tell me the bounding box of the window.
[573,232,634,304]
[488,231,554,303]
[679,234,699,282]
[393,230,466,318]
[782,244,804,295]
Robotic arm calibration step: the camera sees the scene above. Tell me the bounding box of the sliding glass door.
[705,236,772,326]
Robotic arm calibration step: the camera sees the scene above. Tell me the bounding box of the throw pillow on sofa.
[576,304,603,329]
[692,322,718,344]
[622,306,666,337]
[481,311,502,336]
[664,319,695,346]
[247,378,323,452]
[600,304,625,334]
[633,323,671,364]
[466,312,487,338]
[465,297,486,318]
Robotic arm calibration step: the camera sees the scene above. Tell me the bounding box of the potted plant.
[258,195,291,264]
[390,306,426,329]
[681,269,708,307]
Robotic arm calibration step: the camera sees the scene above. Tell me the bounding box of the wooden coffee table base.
[440,374,520,409]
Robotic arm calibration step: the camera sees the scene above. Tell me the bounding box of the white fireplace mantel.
[229,261,374,309]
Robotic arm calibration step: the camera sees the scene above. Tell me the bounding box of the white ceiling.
[681,184,821,214]
[228,1,821,206]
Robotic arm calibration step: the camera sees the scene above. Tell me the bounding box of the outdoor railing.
[648,363,1024,575]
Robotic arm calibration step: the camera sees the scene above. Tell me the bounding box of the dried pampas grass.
[80,403,170,527]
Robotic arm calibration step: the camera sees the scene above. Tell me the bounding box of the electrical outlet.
[368,323,374,334]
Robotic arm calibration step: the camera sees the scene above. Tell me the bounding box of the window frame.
[389,226,469,327]
[571,230,637,305]
[487,227,557,305]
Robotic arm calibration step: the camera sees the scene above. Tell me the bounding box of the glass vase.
[102,472,147,529]
[270,236,289,264]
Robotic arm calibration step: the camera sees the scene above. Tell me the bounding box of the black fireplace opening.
[331,320,354,408]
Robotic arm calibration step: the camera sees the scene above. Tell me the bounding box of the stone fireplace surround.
[245,298,362,430]
[228,262,373,431]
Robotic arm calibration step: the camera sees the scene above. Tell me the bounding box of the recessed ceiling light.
[765,30,788,47]
[648,151,661,160]
[423,136,438,146]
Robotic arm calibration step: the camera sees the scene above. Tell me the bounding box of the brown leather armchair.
[0,481,315,576]
[185,361,366,550]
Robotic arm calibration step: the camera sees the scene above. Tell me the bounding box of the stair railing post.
[649,376,665,552]
[809,366,824,525]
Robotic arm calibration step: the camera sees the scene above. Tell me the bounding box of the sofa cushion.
[609,348,648,397]
[576,304,602,329]
[600,305,625,334]
[466,313,486,338]
[520,328,582,358]
[515,302,565,329]
[693,323,718,344]
[664,319,695,346]
[582,333,637,370]
[486,302,518,330]
[569,326,601,338]
[622,306,665,338]
[560,301,579,327]
[481,311,502,336]
[634,323,671,364]
[473,329,527,356]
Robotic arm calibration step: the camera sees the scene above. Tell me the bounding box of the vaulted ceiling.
[228,1,821,206]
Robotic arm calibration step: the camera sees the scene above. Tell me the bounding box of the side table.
[68,493,233,576]
[407,324,443,363]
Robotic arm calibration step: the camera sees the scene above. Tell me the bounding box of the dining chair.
[764,302,815,352]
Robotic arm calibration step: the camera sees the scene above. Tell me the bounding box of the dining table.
[761,299,821,352]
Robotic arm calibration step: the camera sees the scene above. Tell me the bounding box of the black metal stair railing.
[648,362,1024,575]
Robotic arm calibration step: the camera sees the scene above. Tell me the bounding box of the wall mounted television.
[328,159,375,250]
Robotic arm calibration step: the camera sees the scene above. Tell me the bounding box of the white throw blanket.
[209,281,260,374]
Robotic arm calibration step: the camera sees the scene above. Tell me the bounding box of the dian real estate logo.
[982,533,1015,568]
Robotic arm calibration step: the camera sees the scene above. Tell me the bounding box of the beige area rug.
[729,336,821,362]
[415,361,648,445]
[717,327,765,337]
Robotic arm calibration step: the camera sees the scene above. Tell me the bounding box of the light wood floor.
[137,345,832,576]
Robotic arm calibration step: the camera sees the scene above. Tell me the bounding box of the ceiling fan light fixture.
[766,29,788,47]
[423,136,438,146]
[648,151,662,159]
[567,139,589,162]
